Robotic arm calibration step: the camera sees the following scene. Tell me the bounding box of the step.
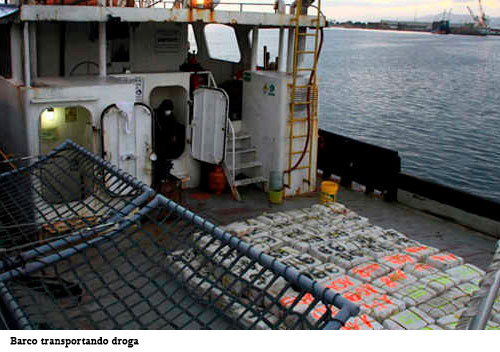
[234,176,267,187]
[228,134,251,141]
[232,161,262,171]
[227,147,256,154]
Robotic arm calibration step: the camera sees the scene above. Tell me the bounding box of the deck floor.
[184,185,497,271]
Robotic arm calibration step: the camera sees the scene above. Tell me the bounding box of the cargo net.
[0,196,358,330]
[0,140,151,274]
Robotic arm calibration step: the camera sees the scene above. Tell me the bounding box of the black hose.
[285,26,324,175]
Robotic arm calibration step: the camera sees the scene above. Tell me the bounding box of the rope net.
[0,141,357,330]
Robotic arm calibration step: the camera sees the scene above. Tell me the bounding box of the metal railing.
[457,239,500,329]
[226,119,236,187]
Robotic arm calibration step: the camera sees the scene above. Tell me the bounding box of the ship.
[0,0,499,331]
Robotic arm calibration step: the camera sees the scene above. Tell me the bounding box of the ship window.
[249,28,288,68]
[0,24,12,79]
[204,24,241,63]
[188,24,198,53]
[108,22,130,63]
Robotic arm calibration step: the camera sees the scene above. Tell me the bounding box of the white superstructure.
[0,0,325,199]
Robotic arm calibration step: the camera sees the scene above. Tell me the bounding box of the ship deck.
[184,184,498,271]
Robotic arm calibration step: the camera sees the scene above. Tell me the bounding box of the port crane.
[466,0,489,29]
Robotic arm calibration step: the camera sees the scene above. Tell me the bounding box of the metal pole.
[286,27,294,73]
[29,22,37,81]
[250,26,259,71]
[469,269,500,329]
[99,22,107,77]
[23,22,31,87]
[278,27,286,72]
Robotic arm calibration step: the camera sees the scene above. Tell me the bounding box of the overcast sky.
[225,0,500,22]
[320,0,500,21]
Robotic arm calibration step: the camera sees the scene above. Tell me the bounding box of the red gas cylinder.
[209,166,226,196]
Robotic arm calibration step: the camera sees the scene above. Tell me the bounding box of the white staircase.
[223,123,267,201]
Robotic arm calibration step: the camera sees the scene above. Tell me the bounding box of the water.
[201,27,500,203]
[318,29,500,203]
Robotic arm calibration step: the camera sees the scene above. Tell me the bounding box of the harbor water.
[199,27,500,203]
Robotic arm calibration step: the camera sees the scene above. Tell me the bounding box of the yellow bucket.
[320,181,339,204]
[269,189,283,204]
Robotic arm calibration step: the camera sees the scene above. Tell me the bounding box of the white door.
[102,103,153,191]
[191,88,229,164]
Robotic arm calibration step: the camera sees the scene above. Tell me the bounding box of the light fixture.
[41,108,56,129]
[45,108,55,121]
[190,0,220,10]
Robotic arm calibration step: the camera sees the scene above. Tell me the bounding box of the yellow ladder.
[285,0,321,194]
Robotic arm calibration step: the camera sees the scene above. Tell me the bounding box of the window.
[204,24,241,63]
[0,24,12,79]
[249,28,289,67]
[188,24,198,53]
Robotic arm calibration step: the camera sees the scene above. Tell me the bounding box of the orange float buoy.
[209,166,226,196]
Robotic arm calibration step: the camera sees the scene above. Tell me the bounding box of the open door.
[191,88,229,165]
[101,103,153,192]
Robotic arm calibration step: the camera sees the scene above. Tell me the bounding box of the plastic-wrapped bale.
[266,246,302,262]
[277,291,327,329]
[330,249,372,270]
[167,248,206,274]
[348,238,398,259]
[419,324,443,330]
[383,307,435,330]
[392,237,423,250]
[221,221,261,237]
[309,243,337,262]
[378,253,417,270]
[404,263,441,279]
[361,294,406,322]
[282,209,310,222]
[303,263,345,282]
[319,275,362,294]
[321,229,353,242]
[491,303,500,324]
[335,216,369,232]
[280,254,323,274]
[192,232,223,251]
[417,287,471,319]
[445,264,485,284]
[403,245,440,261]
[305,304,384,330]
[352,225,386,240]
[245,270,289,307]
[393,283,438,307]
[419,273,459,294]
[319,202,348,215]
[372,269,417,294]
[455,281,480,297]
[341,314,384,330]
[342,283,387,308]
[378,229,409,244]
[228,302,282,330]
[426,252,464,270]
[216,256,262,296]
[278,225,312,244]
[256,212,292,226]
[436,309,498,330]
[291,234,328,252]
[349,261,392,283]
[246,234,285,252]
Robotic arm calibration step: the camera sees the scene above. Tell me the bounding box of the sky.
[320,0,500,22]
[219,0,500,22]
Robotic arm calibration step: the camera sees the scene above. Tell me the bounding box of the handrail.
[469,269,500,329]
[226,119,236,186]
[134,0,293,13]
